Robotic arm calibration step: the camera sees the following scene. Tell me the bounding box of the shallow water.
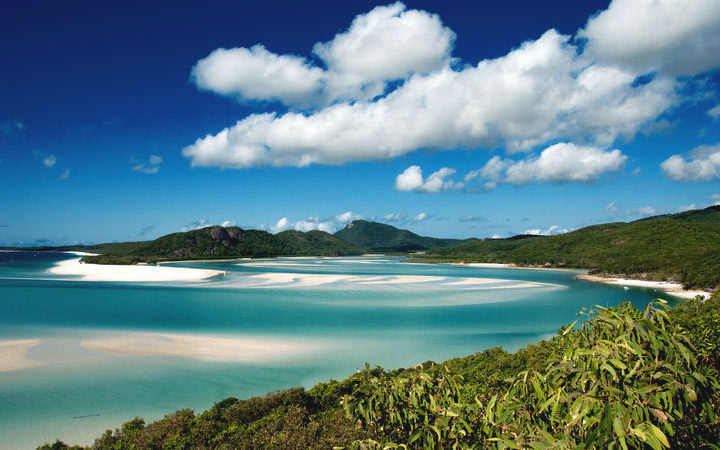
[0,252,679,449]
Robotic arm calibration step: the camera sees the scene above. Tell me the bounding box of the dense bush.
[40,294,720,449]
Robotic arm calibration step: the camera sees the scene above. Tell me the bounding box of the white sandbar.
[0,339,44,373]
[49,258,223,282]
[81,333,320,362]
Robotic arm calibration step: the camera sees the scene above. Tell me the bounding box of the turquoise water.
[0,252,679,449]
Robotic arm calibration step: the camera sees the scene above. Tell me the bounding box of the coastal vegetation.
[41,292,720,449]
[79,226,365,264]
[333,220,475,252]
[416,206,720,290]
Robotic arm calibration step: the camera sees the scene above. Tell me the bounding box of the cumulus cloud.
[579,0,720,76]
[267,211,362,233]
[191,3,454,108]
[711,194,720,205]
[182,0,709,170]
[523,225,569,236]
[471,143,626,190]
[192,45,325,107]
[661,143,720,181]
[42,154,57,168]
[394,165,462,193]
[413,212,429,222]
[133,155,163,174]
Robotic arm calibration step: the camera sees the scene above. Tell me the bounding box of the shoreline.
[575,274,711,299]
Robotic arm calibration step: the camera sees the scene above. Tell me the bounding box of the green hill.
[81,225,364,264]
[334,220,474,252]
[419,205,720,289]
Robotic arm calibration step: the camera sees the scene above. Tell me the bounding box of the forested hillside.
[419,206,720,289]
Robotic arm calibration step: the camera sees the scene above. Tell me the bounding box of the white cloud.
[605,202,620,213]
[661,143,720,181]
[627,206,658,217]
[707,104,720,119]
[382,212,407,223]
[268,211,362,233]
[312,2,455,103]
[192,45,325,107]
[474,143,626,189]
[394,165,462,193]
[42,154,57,168]
[58,169,70,180]
[578,0,720,76]
[524,225,569,236]
[133,155,163,174]
[191,3,454,108]
[677,204,696,212]
[220,220,236,227]
[491,234,502,239]
[413,212,428,222]
[711,194,720,205]
[184,1,685,170]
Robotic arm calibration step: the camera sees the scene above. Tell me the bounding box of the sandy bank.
[0,339,43,373]
[81,333,321,362]
[223,271,554,290]
[576,274,710,299]
[49,258,223,282]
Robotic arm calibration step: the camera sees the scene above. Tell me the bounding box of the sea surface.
[0,251,680,449]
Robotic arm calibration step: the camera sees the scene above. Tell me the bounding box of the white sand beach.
[81,333,321,362]
[49,257,223,282]
[576,275,710,299]
[0,339,44,373]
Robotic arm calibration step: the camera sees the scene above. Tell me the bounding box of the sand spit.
[576,274,710,299]
[224,271,554,290]
[0,339,43,373]
[81,333,321,362]
[49,257,223,282]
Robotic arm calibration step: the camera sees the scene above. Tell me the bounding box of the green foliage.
[343,300,719,449]
[420,205,720,289]
[79,225,365,264]
[39,295,720,449]
[334,220,475,252]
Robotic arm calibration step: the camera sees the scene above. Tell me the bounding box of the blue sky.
[1,0,719,245]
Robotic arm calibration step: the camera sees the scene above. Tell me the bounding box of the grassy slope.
[334,220,474,252]
[419,206,720,289]
[40,293,720,449]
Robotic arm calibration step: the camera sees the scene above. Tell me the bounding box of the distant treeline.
[416,206,720,290]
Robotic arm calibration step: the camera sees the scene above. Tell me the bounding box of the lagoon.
[0,252,679,449]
